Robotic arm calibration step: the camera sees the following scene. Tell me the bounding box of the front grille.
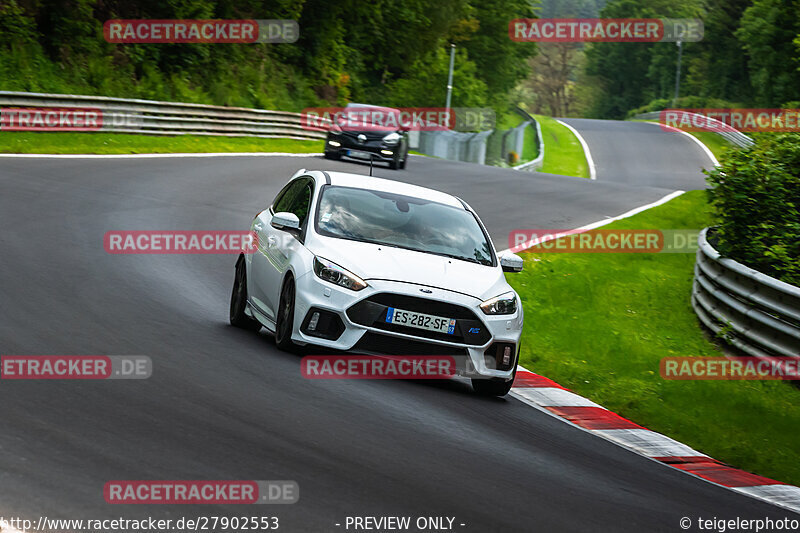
[340,131,387,142]
[346,293,491,345]
[352,332,468,357]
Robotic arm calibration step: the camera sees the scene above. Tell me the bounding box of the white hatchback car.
[230,169,525,396]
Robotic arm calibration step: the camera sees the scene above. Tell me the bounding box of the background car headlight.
[313,257,367,291]
[382,132,400,145]
[480,291,517,315]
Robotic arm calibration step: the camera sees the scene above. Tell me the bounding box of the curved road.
[0,125,794,532]
[559,118,715,189]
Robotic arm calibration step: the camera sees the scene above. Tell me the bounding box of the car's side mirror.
[271,212,300,232]
[499,252,524,273]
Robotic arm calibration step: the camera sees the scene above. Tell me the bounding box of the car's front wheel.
[472,357,517,397]
[472,373,515,397]
[230,256,262,331]
[388,151,402,170]
[274,276,298,351]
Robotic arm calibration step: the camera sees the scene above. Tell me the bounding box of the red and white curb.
[511,367,800,514]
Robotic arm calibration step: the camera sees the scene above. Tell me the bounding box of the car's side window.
[273,178,313,226]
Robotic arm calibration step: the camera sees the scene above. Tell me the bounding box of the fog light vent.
[308,312,320,331]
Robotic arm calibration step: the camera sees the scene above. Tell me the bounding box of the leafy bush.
[705,133,800,285]
[626,96,745,119]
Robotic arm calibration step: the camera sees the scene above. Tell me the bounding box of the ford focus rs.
[230,169,524,396]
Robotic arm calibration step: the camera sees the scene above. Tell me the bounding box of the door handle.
[267,235,278,246]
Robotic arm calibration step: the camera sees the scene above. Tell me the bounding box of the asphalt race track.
[559,118,714,188]
[0,123,795,532]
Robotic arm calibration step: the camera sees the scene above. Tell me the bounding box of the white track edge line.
[556,119,596,180]
[497,189,685,255]
[640,120,720,168]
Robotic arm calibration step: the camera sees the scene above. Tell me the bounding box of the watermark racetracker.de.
[301,355,458,380]
[104,231,258,254]
[0,356,151,379]
[103,20,299,44]
[510,18,703,42]
[661,357,800,380]
[0,107,142,131]
[103,480,298,504]
[660,108,800,132]
[508,229,701,254]
[302,107,496,132]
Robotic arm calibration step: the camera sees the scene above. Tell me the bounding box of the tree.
[736,0,800,107]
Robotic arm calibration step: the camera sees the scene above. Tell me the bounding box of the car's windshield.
[315,185,494,266]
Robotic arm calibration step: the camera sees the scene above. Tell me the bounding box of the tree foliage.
[579,0,800,118]
[705,134,800,285]
[0,0,537,112]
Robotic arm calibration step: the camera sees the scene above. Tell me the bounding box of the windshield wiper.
[428,251,486,265]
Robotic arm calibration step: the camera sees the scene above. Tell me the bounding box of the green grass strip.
[534,115,589,178]
[508,190,800,486]
[0,132,324,155]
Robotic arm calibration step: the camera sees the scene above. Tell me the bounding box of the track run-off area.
[1,120,795,532]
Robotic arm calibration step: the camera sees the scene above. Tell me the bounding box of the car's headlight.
[313,257,367,291]
[383,132,400,145]
[480,291,517,315]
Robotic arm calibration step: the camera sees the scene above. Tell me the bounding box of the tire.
[324,151,340,160]
[472,356,518,397]
[399,150,407,169]
[388,155,399,170]
[230,256,262,331]
[274,276,297,351]
[472,374,515,397]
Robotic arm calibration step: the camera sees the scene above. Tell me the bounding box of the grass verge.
[689,131,736,162]
[508,190,800,486]
[535,115,589,178]
[0,132,324,155]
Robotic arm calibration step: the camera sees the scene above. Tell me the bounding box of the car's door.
[250,177,314,321]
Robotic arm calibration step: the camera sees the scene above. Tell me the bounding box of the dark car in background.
[324,103,410,170]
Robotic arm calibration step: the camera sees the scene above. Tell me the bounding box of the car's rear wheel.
[230,257,262,331]
[274,276,297,350]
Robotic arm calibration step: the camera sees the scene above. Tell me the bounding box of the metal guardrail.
[413,129,493,165]
[692,228,800,359]
[635,111,755,149]
[512,107,544,171]
[0,91,326,141]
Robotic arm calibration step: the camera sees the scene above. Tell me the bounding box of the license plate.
[385,307,456,335]
[347,150,371,160]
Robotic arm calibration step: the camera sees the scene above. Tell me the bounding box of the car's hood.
[310,236,508,301]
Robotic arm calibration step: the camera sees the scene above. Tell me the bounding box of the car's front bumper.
[291,272,523,380]
[325,135,399,162]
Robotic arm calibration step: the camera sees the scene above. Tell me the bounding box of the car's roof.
[345,102,401,113]
[315,171,465,209]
